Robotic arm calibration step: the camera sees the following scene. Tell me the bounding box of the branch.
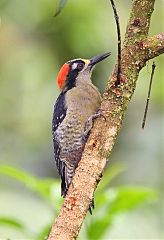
[110,0,122,86]
[143,33,164,60]
[142,61,156,129]
[124,0,155,46]
[48,1,163,239]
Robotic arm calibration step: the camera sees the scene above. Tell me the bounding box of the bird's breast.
[65,83,101,118]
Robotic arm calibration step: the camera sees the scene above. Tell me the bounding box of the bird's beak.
[89,52,111,68]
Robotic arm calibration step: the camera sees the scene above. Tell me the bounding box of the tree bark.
[48,1,164,239]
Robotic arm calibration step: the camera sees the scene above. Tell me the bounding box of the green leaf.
[87,186,157,240]
[0,217,25,230]
[0,165,59,204]
[36,223,52,240]
[54,0,68,17]
[0,216,32,237]
[97,162,125,193]
[86,216,113,240]
[95,163,125,208]
[109,186,157,214]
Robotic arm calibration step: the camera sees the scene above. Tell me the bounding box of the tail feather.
[88,196,95,215]
[61,166,66,196]
[61,163,75,197]
[61,163,95,215]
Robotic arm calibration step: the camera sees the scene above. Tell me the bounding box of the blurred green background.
[0,0,163,239]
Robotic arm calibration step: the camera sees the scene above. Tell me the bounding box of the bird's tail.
[61,163,75,197]
[61,162,95,215]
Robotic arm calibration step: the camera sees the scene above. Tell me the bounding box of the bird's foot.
[82,110,106,141]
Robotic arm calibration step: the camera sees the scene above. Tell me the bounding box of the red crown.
[57,63,70,90]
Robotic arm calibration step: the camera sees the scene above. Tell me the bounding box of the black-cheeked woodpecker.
[52,52,110,213]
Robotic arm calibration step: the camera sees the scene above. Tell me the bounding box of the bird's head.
[57,52,111,91]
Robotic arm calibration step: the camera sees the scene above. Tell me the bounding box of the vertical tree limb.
[124,0,155,46]
[48,1,164,239]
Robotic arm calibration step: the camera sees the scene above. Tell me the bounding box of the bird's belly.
[55,112,86,166]
[56,112,85,149]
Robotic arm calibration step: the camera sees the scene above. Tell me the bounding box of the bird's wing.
[52,92,66,132]
[52,92,67,178]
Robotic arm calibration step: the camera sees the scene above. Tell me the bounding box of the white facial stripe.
[72,63,78,70]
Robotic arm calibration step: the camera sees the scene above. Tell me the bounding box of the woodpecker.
[52,52,110,212]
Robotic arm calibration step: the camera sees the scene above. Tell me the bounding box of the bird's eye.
[77,62,84,71]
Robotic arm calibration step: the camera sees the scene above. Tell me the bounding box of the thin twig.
[142,62,156,129]
[110,0,121,86]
